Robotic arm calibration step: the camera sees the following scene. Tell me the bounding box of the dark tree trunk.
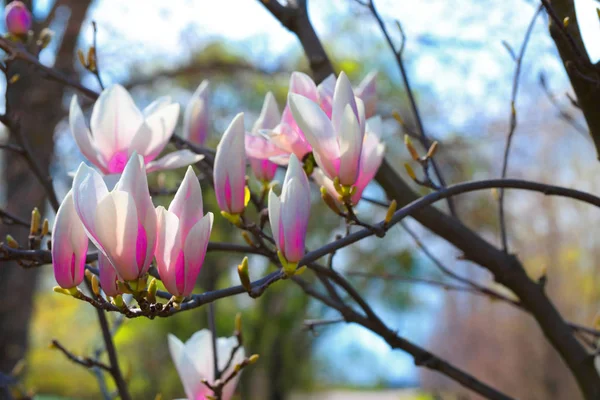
[0,0,92,374]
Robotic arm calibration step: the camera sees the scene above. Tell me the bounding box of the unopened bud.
[87,46,96,72]
[30,207,41,236]
[404,135,420,161]
[237,257,251,292]
[5,1,32,36]
[563,16,569,28]
[392,111,404,125]
[244,186,251,207]
[426,141,439,159]
[9,74,20,84]
[53,286,79,296]
[112,294,125,308]
[241,231,255,247]
[77,49,87,68]
[384,200,397,226]
[248,354,260,364]
[37,28,54,49]
[91,274,100,297]
[404,163,417,181]
[41,219,49,236]
[6,234,19,248]
[147,278,157,303]
[491,188,500,201]
[320,187,341,214]
[235,312,242,333]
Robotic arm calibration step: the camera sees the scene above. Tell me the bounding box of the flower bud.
[5,1,31,36]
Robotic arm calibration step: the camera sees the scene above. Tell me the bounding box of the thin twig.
[51,340,112,372]
[364,0,457,217]
[499,5,543,252]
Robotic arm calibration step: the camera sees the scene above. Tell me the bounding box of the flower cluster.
[51,71,385,400]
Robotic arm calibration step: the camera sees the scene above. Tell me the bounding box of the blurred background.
[0,0,598,399]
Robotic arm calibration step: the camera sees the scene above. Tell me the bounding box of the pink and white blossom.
[268,154,311,265]
[168,330,245,400]
[245,92,281,182]
[288,71,366,186]
[70,84,202,175]
[314,116,385,205]
[183,80,211,146]
[155,167,213,297]
[214,113,247,215]
[52,191,88,289]
[72,153,156,282]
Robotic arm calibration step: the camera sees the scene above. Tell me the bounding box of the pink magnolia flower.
[156,167,213,298]
[52,190,88,289]
[168,330,245,400]
[72,153,156,282]
[183,80,210,146]
[263,72,334,164]
[245,92,282,182]
[98,253,120,297]
[70,84,203,175]
[214,113,247,216]
[314,116,385,205]
[268,154,311,269]
[288,71,366,187]
[5,1,31,35]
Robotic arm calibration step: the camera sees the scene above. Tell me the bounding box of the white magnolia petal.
[252,91,280,132]
[72,162,109,251]
[182,212,213,295]
[287,93,338,157]
[94,190,139,281]
[183,80,210,145]
[155,206,182,295]
[214,113,246,213]
[218,336,246,400]
[183,330,215,382]
[69,96,106,171]
[146,150,204,173]
[338,104,363,186]
[169,166,205,237]
[268,189,282,250]
[331,71,358,134]
[90,84,144,160]
[289,71,319,102]
[143,96,172,116]
[143,103,181,161]
[168,334,207,400]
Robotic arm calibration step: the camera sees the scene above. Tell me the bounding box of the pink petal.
[184,80,210,145]
[181,213,213,296]
[169,166,205,239]
[214,113,246,214]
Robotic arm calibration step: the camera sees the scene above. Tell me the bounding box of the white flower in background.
[168,330,245,400]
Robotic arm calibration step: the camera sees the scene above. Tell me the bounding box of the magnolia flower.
[52,191,88,290]
[98,253,120,297]
[574,0,600,64]
[168,330,245,400]
[72,153,156,282]
[289,71,366,187]
[245,92,282,182]
[183,80,210,145]
[262,72,333,164]
[5,1,31,35]
[156,167,213,298]
[214,113,247,218]
[314,116,385,205]
[70,84,202,175]
[268,154,310,274]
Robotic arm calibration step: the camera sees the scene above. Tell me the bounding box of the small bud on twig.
[147,278,157,303]
[6,234,19,248]
[404,163,417,181]
[320,186,341,215]
[30,207,41,236]
[384,200,397,226]
[404,135,420,161]
[426,141,439,159]
[237,257,251,292]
